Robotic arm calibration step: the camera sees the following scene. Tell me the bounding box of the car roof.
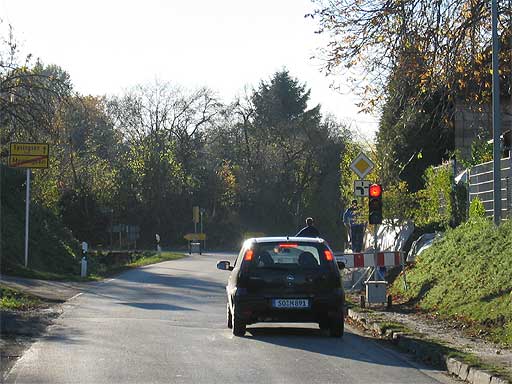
[247,236,325,244]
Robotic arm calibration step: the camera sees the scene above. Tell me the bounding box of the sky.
[0,0,378,140]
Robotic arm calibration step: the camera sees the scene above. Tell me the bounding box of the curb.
[347,308,510,384]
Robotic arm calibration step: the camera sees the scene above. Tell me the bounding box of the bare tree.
[309,0,512,111]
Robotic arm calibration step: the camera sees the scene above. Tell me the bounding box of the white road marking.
[68,293,82,301]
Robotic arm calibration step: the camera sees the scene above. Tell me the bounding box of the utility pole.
[492,0,502,225]
[24,169,30,267]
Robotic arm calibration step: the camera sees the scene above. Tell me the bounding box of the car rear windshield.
[249,242,331,271]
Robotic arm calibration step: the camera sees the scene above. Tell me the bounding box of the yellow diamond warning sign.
[350,152,374,179]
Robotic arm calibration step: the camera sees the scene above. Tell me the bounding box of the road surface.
[6,253,458,384]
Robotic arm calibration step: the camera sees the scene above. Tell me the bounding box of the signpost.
[354,180,371,197]
[349,152,374,179]
[8,143,49,169]
[191,206,207,252]
[348,153,388,304]
[8,143,50,268]
[112,224,140,249]
[184,233,207,241]
[184,233,206,255]
[193,206,200,233]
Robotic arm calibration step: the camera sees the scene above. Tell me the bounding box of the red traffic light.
[369,184,382,198]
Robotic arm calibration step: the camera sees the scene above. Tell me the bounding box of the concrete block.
[472,370,493,384]
[459,362,471,381]
[490,376,510,384]
[384,329,394,338]
[373,322,383,334]
[446,357,462,377]
[467,367,477,383]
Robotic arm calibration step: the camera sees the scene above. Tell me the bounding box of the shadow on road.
[117,269,226,292]
[117,302,197,311]
[38,324,86,345]
[246,326,434,371]
[73,268,226,305]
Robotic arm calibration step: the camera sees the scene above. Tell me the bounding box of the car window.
[250,242,329,270]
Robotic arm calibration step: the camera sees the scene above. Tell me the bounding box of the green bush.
[469,197,486,219]
[383,181,417,225]
[415,166,452,226]
[412,164,467,228]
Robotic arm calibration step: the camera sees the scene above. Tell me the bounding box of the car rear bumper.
[232,291,344,325]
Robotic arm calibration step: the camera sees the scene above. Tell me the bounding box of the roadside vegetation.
[390,218,512,347]
[2,251,185,282]
[87,251,185,279]
[2,167,81,277]
[1,20,352,278]
[347,294,511,381]
[0,285,42,311]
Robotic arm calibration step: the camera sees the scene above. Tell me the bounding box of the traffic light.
[368,184,383,224]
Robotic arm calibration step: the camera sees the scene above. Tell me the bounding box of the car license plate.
[272,299,309,309]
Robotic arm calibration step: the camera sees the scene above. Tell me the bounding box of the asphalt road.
[6,253,459,384]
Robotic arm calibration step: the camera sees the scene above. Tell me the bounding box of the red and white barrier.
[335,251,403,268]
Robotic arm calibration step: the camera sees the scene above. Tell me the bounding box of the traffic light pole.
[373,224,378,281]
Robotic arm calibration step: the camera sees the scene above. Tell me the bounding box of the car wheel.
[227,303,233,329]
[232,311,246,337]
[329,312,344,338]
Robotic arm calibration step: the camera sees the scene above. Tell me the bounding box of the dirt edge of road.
[0,276,87,381]
[346,308,511,384]
[1,299,64,381]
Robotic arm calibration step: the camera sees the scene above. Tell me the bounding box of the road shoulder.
[0,274,94,380]
[346,304,511,384]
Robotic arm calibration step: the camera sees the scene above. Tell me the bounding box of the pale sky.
[1,0,378,139]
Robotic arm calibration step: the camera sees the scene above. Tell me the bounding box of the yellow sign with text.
[10,143,49,156]
[9,143,49,169]
[184,233,206,241]
[8,155,49,169]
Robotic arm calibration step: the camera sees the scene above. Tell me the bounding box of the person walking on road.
[296,217,320,238]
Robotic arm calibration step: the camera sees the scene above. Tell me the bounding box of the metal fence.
[468,157,512,219]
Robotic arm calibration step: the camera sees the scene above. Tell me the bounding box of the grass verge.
[390,218,512,347]
[0,285,43,311]
[88,251,186,279]
[378,321,412,335]
[2,251,187,282]
[1,263,86,281]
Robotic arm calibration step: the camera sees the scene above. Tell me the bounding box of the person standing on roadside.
[155,233,161,254]
[296,217,320,238]
[343,200,358,242]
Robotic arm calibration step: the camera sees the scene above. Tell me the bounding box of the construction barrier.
[335,251,403,268]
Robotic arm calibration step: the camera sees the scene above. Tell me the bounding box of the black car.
[217,237,345,337]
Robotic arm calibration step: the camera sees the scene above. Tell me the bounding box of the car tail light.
[244,249,254,261]
[324,250,334,261]
[279,243,298,248]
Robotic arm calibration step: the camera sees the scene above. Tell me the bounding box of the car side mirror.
[337,261,345,270]
[217,260,233,271]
